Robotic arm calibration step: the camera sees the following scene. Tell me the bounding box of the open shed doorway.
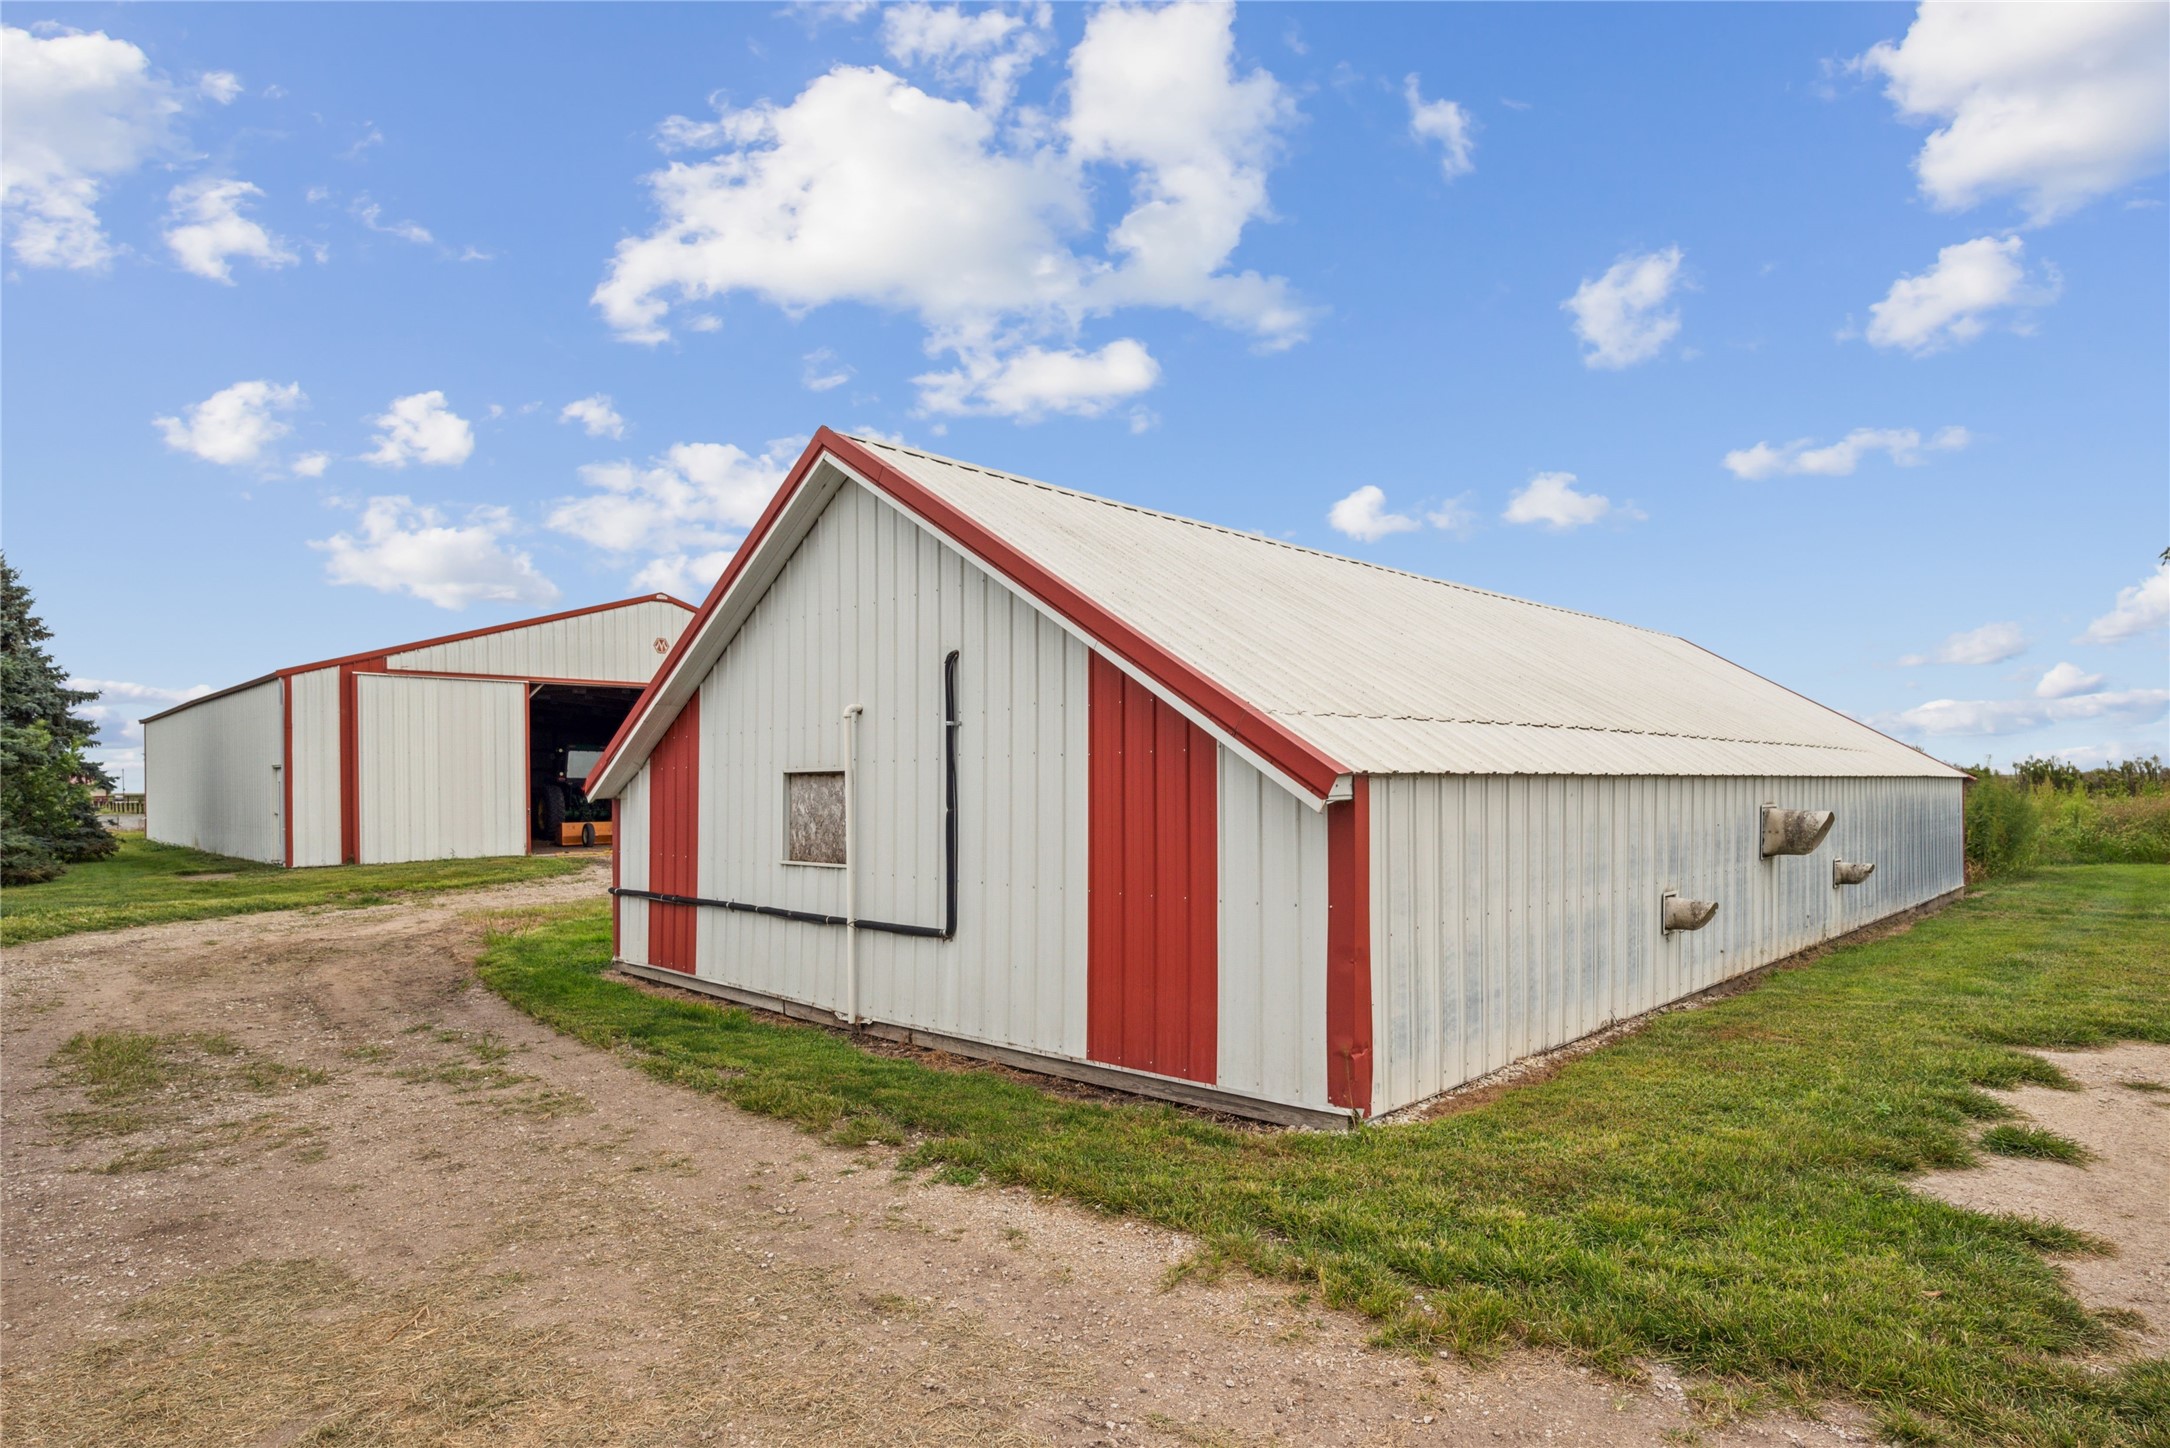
[529,683,643,849]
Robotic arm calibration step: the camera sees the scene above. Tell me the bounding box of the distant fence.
[98,793,146,813]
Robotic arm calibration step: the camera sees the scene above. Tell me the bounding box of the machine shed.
[587,431,1966,1126]
[144,595,694,867]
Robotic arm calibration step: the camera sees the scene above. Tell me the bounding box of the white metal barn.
[587,430,1966,1127]
[144,596,694,867]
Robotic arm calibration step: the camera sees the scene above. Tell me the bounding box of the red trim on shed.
[1325,777,1373,1116]
[337,656,387,865]
[589,429,1346,803]
[1086,653,1218,1084]
[646,691,701,974]
[285,594,694,679]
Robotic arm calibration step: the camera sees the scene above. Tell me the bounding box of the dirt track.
[0,866,1972,1445]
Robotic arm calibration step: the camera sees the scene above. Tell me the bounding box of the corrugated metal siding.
[387,598,688,681]
[668,478,1091,1060]
[287,665,342,867]
[849,438,1958,781]
[618,769,650,966]
[1215,746,1330,1110]
[1367,774,1966,1114]
[145,678,284,863]
[1087,652,1218,1084]
[354,674,527,863]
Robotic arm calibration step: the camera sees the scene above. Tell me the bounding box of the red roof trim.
[138,595,693,727]
[283,593,694,678]
[588,428,1344,800]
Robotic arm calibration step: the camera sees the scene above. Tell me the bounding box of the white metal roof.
[847,436,1961,781]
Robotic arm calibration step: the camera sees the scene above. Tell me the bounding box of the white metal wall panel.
[287,665,343,867]
[617,769,650,967]
[144,678,285,863]
[1368,774,1966,1114]
[1216,747,1332,1109]
[659,480,1092,1060]
[387,598,689,682]
[354,674,527,864]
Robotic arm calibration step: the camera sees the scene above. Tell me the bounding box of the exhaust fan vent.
[1761,806,1835,858]
[1661,892,1719,934]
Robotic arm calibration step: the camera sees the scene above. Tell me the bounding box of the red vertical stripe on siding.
[1326,777,1373,1115]
[338,657,388,864]
[1086,654,1217,1084]
[646,693,701,973]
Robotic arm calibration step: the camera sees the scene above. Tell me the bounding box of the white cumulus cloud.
[915,338,1159,421]
[1723,425,1969,480]
[153,379,305,467]
[1864,235,2058,355]
[313,496,558,611]
[2080,565,2169,644]
[1898,620,2027,667]
[1425,492,1479,539]
[881,1,1051,113]
[1562,246,1684,369]
[197,70,241,105]
[289,451,330,479]
[1327,485,1421,543]
[1857,1,2170,225]
[594,1,1304,421]
[631,549,738,600]
[1502,471,1636,530]
[560,394,626,440]
[1,23,184,269]
[366,391,475,468]
[545,439,797,589]
[162,176,295,282]
[1404,74,1475,180]
[1885,687,2168,739]
[2035,662,2105,699]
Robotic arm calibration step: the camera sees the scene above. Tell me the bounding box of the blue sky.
[4,1,2165,784]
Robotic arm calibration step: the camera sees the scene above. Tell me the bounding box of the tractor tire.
[580,822,597,847]
[535,783,566,841]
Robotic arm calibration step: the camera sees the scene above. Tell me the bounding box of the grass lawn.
[478,866,2170,1446]
[1,834,588,947]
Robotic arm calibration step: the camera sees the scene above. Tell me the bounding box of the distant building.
[143,596,693,866]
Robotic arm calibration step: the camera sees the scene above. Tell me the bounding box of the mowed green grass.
[1,834,588,946]
[478,867,2170,1445]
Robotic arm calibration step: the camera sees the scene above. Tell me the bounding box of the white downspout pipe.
[841,704,864,1026]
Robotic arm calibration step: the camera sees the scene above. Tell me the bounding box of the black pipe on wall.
[610,649,963,943]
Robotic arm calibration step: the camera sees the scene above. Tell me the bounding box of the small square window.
[785,771,847,865]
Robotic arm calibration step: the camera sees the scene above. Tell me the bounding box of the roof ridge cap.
[842,434,1669,638]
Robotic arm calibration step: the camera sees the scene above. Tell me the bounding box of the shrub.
[1964,773,2039,877]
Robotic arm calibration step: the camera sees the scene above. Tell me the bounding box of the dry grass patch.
[42,1030,328,1172]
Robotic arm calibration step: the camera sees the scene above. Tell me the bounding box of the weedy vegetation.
[1966,755,2169,879]
[479,869,2170,1446]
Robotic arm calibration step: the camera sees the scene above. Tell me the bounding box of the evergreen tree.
[2,555,117,884]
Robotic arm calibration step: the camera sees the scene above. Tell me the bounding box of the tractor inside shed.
[528,683,643,848]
